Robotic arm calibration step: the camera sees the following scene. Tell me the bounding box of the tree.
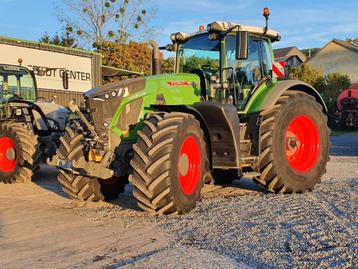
[39,28,78,48]
[99,41,151,82]
[324,72,351,116]
[346,37,358,44]
[289,64,325,91]
[289,64,351,119]
[325,73,351,99]
[58,0,156,48]
[161,57,175,74]
[99,41,176,83]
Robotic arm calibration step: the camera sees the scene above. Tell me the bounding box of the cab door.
[225,34,272,106]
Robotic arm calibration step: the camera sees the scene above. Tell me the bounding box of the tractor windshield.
[0,66,36,103]
[178,33,220,73]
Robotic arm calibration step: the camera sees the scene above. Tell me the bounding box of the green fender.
[244,80,327,114]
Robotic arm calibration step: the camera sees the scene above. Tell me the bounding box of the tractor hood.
[34,101,70,131]
[84,73,201,102]
[84,77,146,99]
[84,73,201,139]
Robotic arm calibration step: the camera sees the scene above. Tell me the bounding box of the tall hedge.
[99,41,152,77]
[99,41,175,82]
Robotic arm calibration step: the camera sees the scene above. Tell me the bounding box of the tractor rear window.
[178,34,220,73]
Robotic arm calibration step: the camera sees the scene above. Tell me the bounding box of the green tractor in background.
[52,9,330,215]
[0,64,70,184]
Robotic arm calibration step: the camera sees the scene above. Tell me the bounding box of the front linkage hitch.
[48,101,114,180]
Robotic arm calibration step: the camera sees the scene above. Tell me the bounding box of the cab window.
[260,38,273,77]
[0,69,36,101]
[226,35,262,89]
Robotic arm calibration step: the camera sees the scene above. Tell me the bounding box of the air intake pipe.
[150,40,161,75]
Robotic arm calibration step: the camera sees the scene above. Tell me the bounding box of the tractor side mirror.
[236,31,249,60]
[62,70,69,90]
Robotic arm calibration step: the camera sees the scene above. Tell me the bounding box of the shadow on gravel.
[330,134,358,156]
[32,164,267,211]
[33,165,68,199]
[111,185,142,212]
[230,178,268,193]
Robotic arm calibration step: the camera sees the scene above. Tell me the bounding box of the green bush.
[325,72,350,99]
[289,64,326,91]
[289,64,351,126]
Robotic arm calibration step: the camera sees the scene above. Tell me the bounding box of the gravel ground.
[152,135,358,268]
[127,133,358,268]
[75,134,358,268]
[157,178,358,268]
[0,134,357,269]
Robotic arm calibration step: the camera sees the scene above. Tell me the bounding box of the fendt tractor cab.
[0,64,70,183]
[52,8,330,215]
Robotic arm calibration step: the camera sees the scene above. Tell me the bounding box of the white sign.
[0,43,93,92]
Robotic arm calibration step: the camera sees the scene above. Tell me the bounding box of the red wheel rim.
[0,136,17,173]
[178,135,201,195]
[285,115,320,173]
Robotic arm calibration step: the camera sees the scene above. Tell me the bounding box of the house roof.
[306,39,358,82]
[306,39,358,61]
[273,47,307,62]
[273,47,295,59]
[331,39,358,53]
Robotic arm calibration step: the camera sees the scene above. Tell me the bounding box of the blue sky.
[1,0,357,50]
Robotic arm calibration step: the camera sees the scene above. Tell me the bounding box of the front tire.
[56,123,127,202]
[129,112,207,215]
[254,91,330,193]
[0,121,40,184]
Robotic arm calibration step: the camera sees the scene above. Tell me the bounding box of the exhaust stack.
[150,40,161,75]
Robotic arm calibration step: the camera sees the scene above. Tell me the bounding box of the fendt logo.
[167,81,192,86]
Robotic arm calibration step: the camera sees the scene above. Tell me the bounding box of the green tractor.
[52,10,330,215]
[0,64,70,183]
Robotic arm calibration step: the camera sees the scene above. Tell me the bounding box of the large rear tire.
[56,123,127,202]
[254,91,330,193]
[0,121,40,184]
[129,112,207,215]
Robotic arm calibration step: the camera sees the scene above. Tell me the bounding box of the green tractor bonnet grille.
[85,77,145,138]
